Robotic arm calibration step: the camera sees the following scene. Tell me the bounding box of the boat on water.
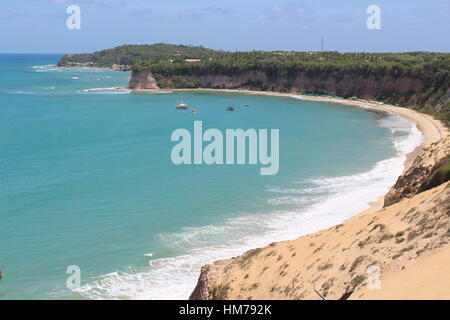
[226,106,234,111]
[176,101,188,110]
[176,103,188,110]
[244,104,251,107]
[191,109,198,114]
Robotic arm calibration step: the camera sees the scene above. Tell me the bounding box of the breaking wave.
[81,87,131,94]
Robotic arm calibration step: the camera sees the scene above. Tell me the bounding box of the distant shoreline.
[57,65,131,72]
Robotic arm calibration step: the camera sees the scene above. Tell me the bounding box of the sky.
[0,0,449,53]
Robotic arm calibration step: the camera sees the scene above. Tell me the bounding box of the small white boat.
[176,103,188,110]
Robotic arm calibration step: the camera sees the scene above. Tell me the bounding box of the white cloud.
[49,0,72,4]
[177,4,235,19]
[257,5,306,21]
[0,8,19,20]
[271,6,285,14]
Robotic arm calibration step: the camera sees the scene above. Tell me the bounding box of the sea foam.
[82,87,131,94]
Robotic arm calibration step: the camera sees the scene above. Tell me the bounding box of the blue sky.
[0,0,449,53]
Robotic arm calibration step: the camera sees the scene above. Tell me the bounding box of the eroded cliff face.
[130,69,424,106]
[195,73,422,105]
[384,137,450,206]
[128,69,159,90]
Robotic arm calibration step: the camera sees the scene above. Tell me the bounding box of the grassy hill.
[57,43,218,67]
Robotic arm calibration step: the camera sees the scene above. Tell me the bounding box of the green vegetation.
[58,43,450,125]
[57,43,217,68]
[239,248,263,267]
[370,223,386,232]
[318,262,334,271]
[209,283,230,300]
[395,231,405,237]
[351,275,366,287]
[349,255,366,273]
[438,158,450,180]
[419,155,450,191]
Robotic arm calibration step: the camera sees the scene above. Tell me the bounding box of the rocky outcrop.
[128,69,159,90]
[384,137,450,206]
[189,267,210,300]
[190,262,231,300]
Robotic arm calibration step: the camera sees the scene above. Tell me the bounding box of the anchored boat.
[176,101,188,110]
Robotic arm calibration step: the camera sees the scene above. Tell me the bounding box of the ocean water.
[0,54,423,300]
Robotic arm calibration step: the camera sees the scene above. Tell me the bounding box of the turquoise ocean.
[0,54,422,299]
